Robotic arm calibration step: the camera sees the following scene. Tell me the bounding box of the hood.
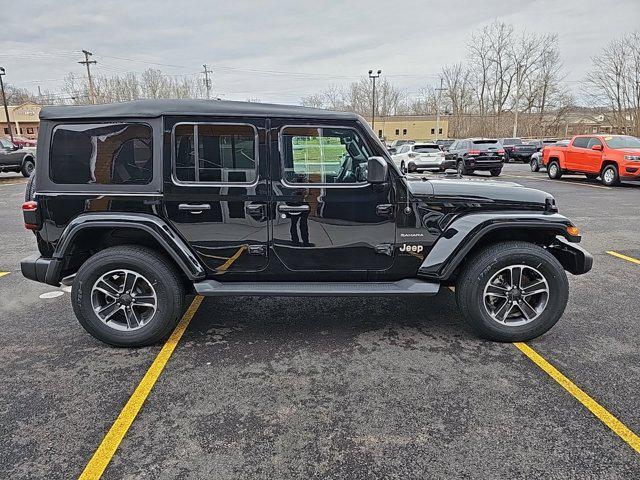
[406,175,553,206]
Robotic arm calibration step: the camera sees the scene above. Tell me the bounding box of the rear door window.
[572,137,590,148]
[50,123,153,185]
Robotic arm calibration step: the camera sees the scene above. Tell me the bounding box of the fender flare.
[417,212,578,280]
[52,212,205,281]
[21,153,35,165]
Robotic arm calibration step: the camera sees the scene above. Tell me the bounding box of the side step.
[194,279,440,297]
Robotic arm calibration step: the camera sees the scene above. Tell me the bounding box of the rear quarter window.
[50,123,153,185]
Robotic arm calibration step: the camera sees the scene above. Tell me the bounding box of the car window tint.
[174,123,257,184]
[587,137,602,148]
[572,137,589,148]
[281,126,370,185]
[50,123,152,185]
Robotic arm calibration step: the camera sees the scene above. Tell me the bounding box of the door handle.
[178,203,210,214]
[376,204,394,217]
[246,203,266,220]
[278,205,310,213]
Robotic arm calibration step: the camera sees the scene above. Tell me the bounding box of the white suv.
[392,143,449,173]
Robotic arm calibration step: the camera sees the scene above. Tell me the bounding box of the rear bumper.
[21,254,62,286]
[466,159,504,170]
[548,236,593,275]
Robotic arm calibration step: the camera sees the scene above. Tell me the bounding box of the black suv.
[21,100,592,347]
[446,138,505,176]
[0,137,36,177]
[499,138,537,163]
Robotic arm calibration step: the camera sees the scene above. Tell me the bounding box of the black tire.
[456,160,467,175]
[21,157,35,177]
[547,161,562,179]
[585,173,598,180]
[530,159,540,172]
[72,245,186,347]
[600,164,619,186]
[24,173,36,201]
[455,241,569,342]
[407,162,417,173]
[490,169,501,177]
[400,161,406,173]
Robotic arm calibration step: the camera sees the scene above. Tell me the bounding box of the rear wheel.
[547,161,562,179]
[457,160,467,175]
[530,159,540,172]
[600,164,619,186]
[490,169,502,177]
[400,161,406,173]
[456,241,568,342]
[21,157,35,177]
[24,173,36,201]
[72,245,186,347]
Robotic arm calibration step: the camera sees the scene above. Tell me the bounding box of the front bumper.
[548,236,593,275]
[21,254,62,286]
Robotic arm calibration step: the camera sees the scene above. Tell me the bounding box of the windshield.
[603,135,640,149]
[414,145,440,153]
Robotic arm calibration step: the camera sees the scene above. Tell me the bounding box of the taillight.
[22,201,39,230]
[497,149,505,154]
[468,149,481,155]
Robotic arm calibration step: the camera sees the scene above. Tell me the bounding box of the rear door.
[270,120,396,275]
[566,137,589,170]
[162,117,270,274]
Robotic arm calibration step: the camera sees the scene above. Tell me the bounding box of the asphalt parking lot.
[1,165,639,479]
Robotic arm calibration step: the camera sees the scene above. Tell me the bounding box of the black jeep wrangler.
[21,100,592,347]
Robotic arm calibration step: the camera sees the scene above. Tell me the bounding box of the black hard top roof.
[40,99,358,121]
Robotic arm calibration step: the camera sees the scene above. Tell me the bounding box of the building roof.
[39,99,358,121]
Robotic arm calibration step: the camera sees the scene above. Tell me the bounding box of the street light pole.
[0,67,14,143]
[513,63,522,138]
[435,76,446,141]
[368,69,381,136]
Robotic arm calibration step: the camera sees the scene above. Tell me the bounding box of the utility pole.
[202,64,213,99]
[434,76,446,141]
[79,50,97,104]
[0,67,14,143]
[368,69,381,135]
[513,63,522,138]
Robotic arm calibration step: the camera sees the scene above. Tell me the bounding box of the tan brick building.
[0,101,42,139]
[365,115,450,142]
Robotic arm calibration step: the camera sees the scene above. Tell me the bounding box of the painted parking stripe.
[514,342,640,454]
[500,175,611,190]
[0,272,10,278]
[607,251,640,266]
[78,295,204,480]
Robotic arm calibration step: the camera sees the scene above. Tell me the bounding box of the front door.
[162,117,270,274]
[270,122,396,275]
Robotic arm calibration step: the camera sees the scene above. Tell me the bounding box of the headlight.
[624,155,640,162]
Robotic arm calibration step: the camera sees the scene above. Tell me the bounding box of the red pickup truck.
[543,134,640,186]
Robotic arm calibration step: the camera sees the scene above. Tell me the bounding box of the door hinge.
[376,204,394,217]
[375,243,394,256]
[248,244,267,256]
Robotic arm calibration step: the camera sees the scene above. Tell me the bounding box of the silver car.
[392,143,450,173]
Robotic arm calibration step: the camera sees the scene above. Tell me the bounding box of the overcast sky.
[1,0,639,104]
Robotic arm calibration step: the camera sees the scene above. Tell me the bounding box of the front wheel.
[456,241,568,342]
[400,161,406,173]
[490,168,502,177]
[600,164,619,186]
[457,161,467,176]
[72,245,186,347]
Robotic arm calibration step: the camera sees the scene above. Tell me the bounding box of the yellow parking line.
[514,342,640,454]
[78,295,204,480]
[0,272,9,278]
[216,245,247,273]
[607,251,640,266]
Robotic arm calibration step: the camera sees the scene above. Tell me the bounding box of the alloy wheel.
[91,269,157,331]
[482,265,549,326]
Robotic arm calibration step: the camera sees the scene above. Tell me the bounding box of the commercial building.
[366,115,450,142]
[0,102,42,139]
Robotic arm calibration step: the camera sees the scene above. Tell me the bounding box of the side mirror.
[367,156,388,184]
[13,144,20,151]
[591,144,603,151]
[388,147,397,155]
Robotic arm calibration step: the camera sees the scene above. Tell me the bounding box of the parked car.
[527,139,561,152]
[0,137,36,177]
[530,140,569,172]
[11,135,37,148]
[21,99,591,346]
[499,138,537,163]
[543,134,640,186]
[435,139,455,151]
[446,138,506,176]
[392,143,452,173]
